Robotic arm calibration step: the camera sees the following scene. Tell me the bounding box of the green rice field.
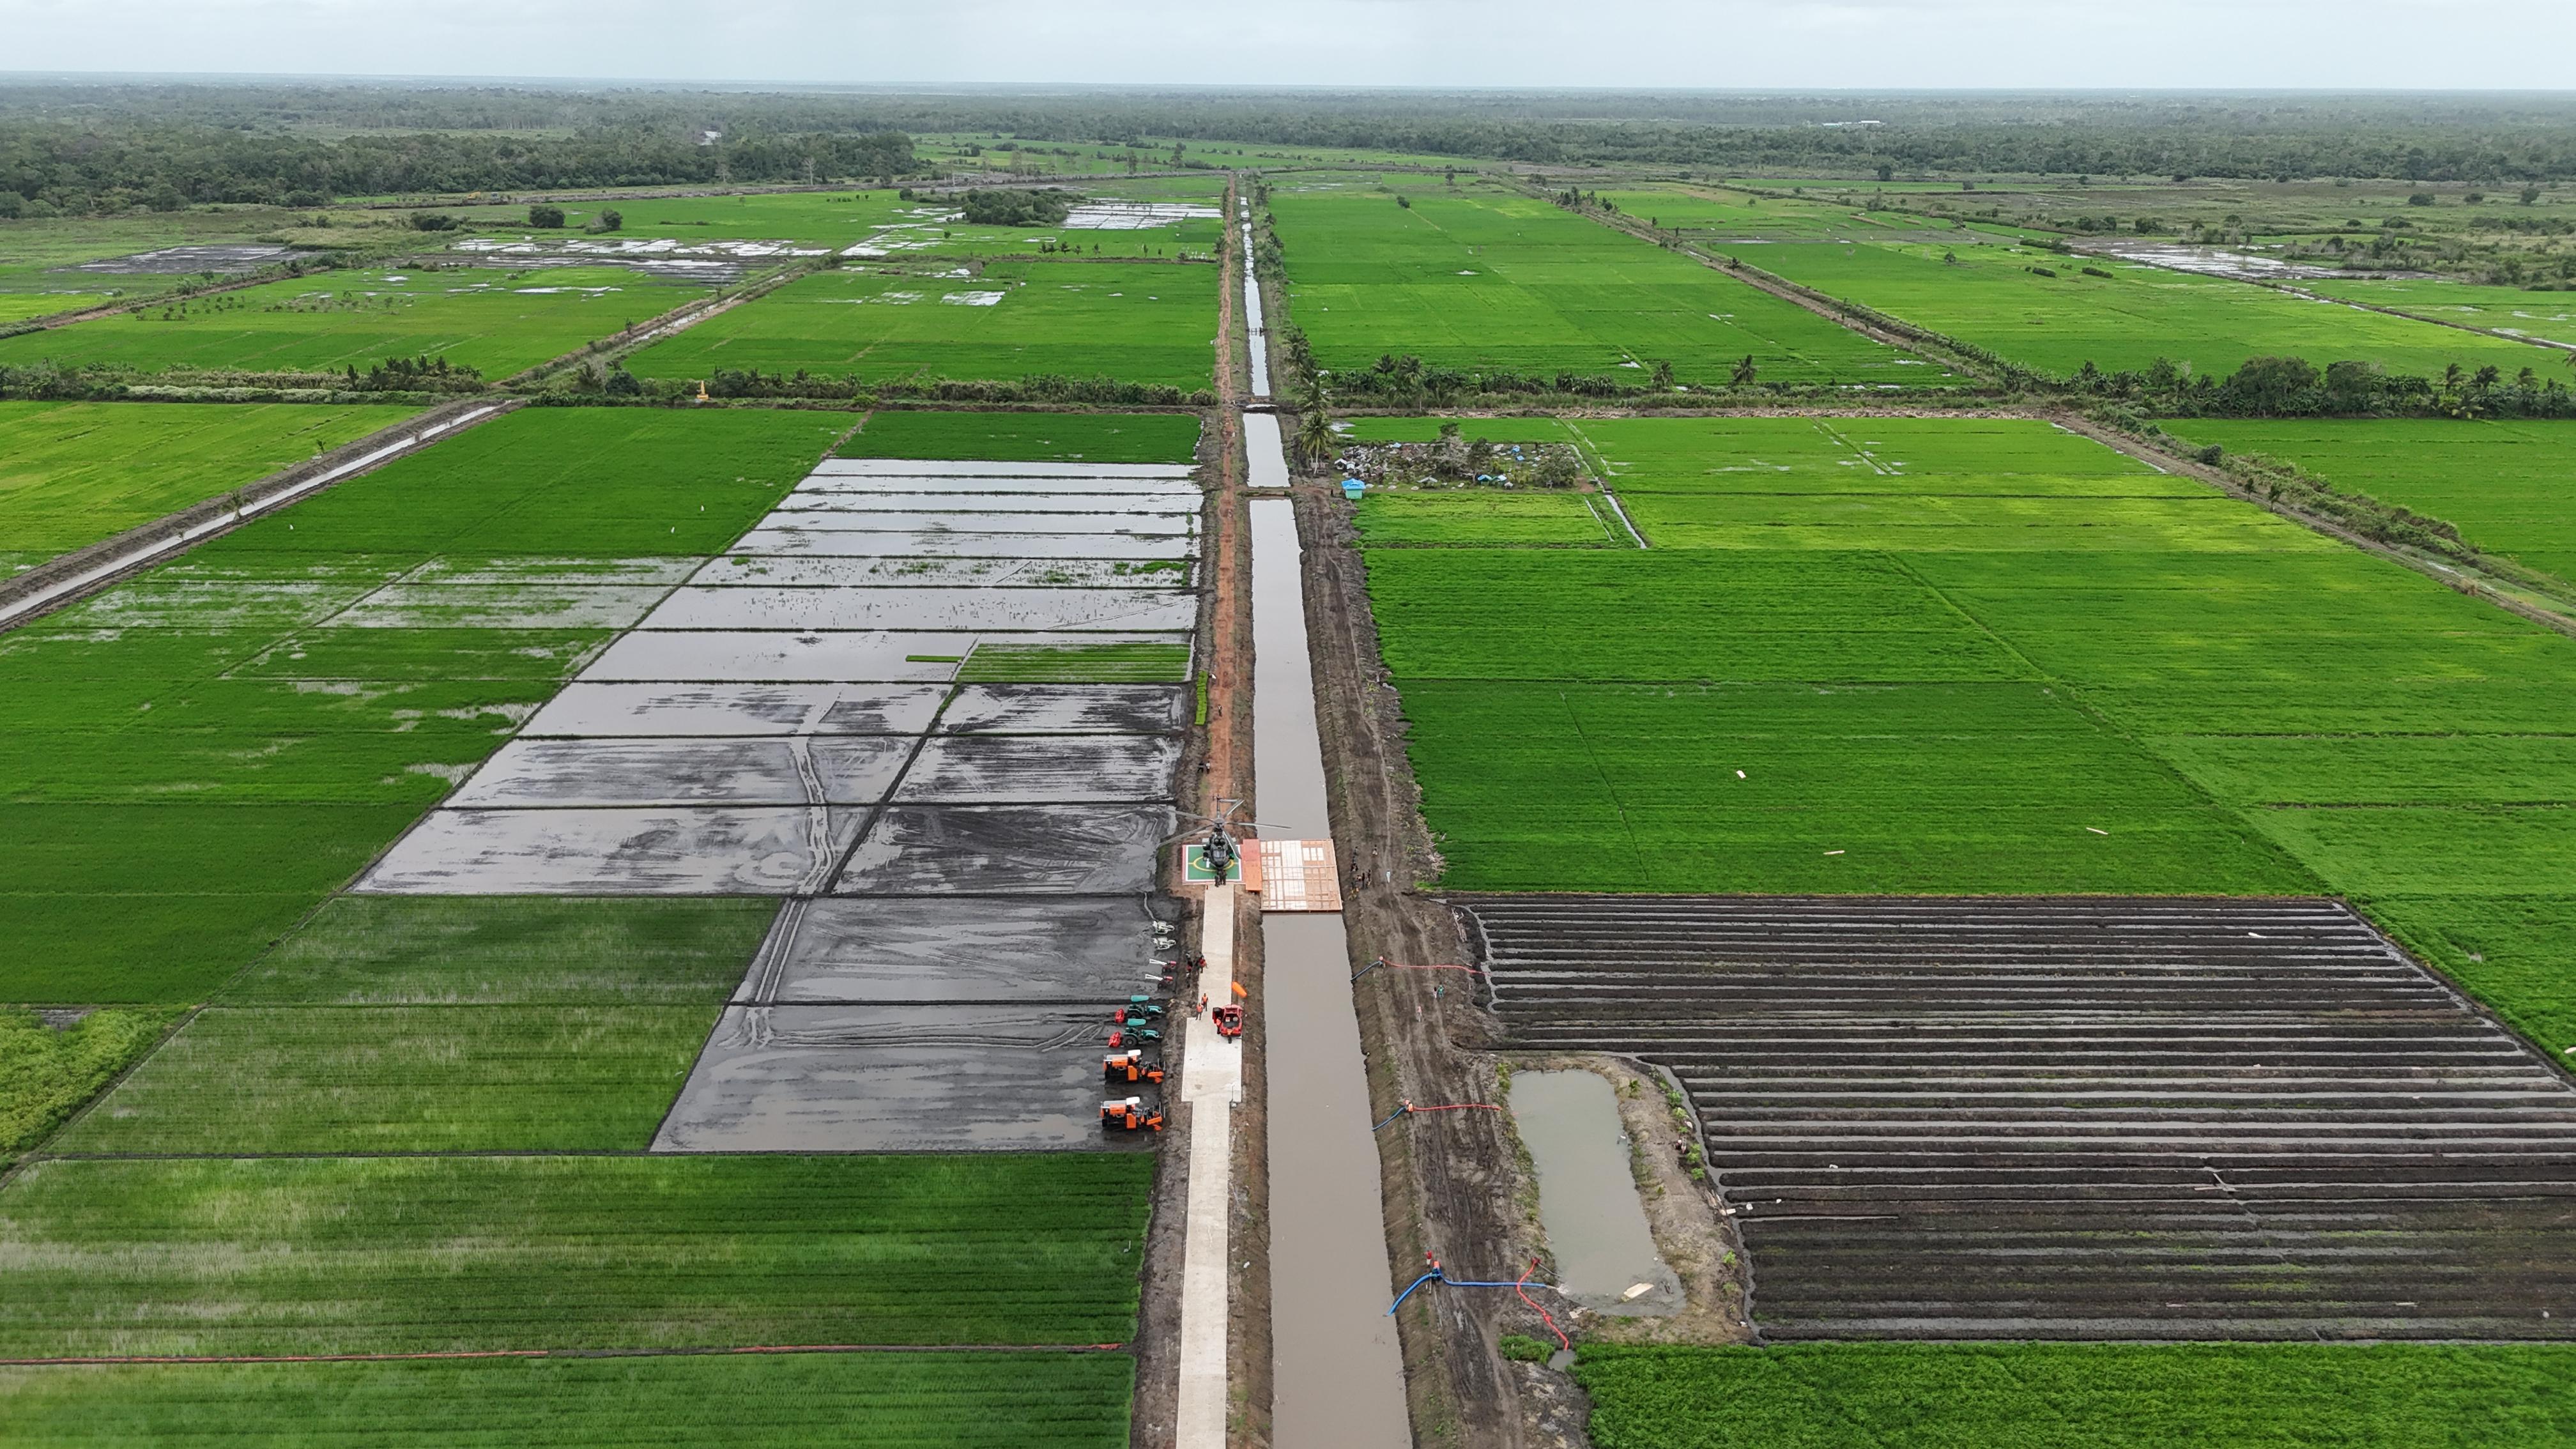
[1576,1342,2576,1449]
[839,409,1203,462]
[2168,417,2576,583]
[0,401,413,576]
[0,1354,1137,1449]
[1266,180,1944,387]
[1363,415,2576,1048]
[0,291,114,323]
[50,1005,720,1153]
[0,1153,1154,1354]
[229,895,779,1004]
[1746,237,2553,379]
[624,259,1216,388]
[0,266,707,379]
[2309,277,2576,348]
[0,407,840,1004]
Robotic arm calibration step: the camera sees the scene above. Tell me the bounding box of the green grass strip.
[0,1352,1136,1448]
[958,642,1191,683]
[1576,1342,2576,1448]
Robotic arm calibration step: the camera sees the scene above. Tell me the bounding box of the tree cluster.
[954,188,1077,226]
[2071,353,2576,419]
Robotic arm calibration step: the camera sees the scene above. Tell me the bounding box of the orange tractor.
[1101,1096,1165,1132]
[1213,1004,1245,1041]
[1103,1048,1167,1085]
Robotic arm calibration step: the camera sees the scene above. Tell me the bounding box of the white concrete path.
[1176,880,1241,1449]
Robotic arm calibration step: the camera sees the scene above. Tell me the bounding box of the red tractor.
[1101,1096,1165,1132]
[1213,1004,1245,1041]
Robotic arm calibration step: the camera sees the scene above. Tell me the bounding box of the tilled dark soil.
[1460,893,2576,1341]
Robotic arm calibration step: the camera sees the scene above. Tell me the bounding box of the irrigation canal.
[1253,496,1410,1444]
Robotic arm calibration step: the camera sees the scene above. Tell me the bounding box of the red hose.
[1514,1258,1570,1352]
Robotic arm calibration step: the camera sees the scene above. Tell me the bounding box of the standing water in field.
[1255,498,1408,1449]
[1508,1070,1680,1314]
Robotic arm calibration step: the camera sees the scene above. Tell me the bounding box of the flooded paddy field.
[349,447,1203,1152]
[1460,893,2576,1340]
[656,1003,1159,1152]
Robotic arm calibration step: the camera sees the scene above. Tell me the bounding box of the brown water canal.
[1253,497,1409,1448]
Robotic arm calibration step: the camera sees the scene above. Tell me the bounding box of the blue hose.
[1371,1103,1410,1132]
[1384,1268,1544,1315]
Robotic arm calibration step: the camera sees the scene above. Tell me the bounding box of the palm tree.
[1730,354,1759,387]
[1295,408,1337,470]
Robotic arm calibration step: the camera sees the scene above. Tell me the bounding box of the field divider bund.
[0,1342,1134,1367]
[520,257,816,383]
[0,396,515,632]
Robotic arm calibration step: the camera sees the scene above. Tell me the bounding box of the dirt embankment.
[1133,176,1269,1449]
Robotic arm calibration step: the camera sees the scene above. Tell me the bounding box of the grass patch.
[231,896,777,1004]
[50,1006,719,1154]
[0,402,413,564]
[1356,490,1617,547]
[0,266,705,379]
[625,260,1217,390]
[959,641,1192,682]
[1575,1341,2576,1449]
[0,1352,1137,1448]
[0,1008,176,1164]
[839,410,1202,463]
[0,1154,1154,1355]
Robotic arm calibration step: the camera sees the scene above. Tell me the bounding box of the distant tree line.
[0,121,917,216]
[9,83,2576,212]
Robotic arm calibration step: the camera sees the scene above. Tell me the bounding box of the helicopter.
[1158,798,1292,881]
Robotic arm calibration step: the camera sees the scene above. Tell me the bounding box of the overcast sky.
[3,0,2573,91]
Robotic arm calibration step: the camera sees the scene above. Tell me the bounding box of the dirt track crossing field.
[1459,893,2576,1341]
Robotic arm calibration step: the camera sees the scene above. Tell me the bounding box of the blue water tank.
[1340,478,1367,500]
